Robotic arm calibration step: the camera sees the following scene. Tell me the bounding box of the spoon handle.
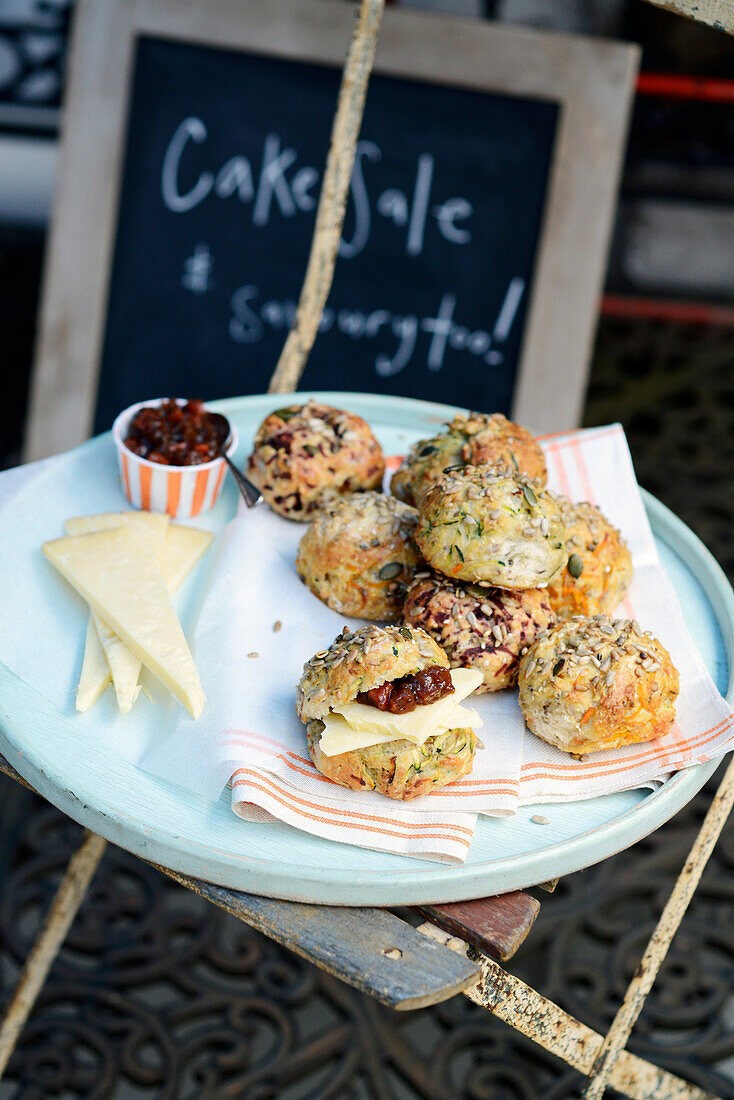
[223,453,263,509]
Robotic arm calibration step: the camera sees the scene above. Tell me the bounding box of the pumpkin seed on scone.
[246,401,384,521]
[296,492,422,621]
[297,624,480,801]
[391,411,546,507]
[547,498,632,620]
[518,616,679,754]
[416,465,567,589]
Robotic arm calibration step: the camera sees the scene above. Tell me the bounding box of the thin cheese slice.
[70,517,212,711]
[162,525,214,591]
[333,667,483,741]
[65,511,169,540]
[319,703,481,758]
[44,527,205,718]
[66,514,168,713]
[91,610,142,713]
[76,617,110,712]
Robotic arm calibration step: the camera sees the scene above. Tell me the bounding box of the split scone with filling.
[246,401,384,520]
[297,624,483,800]
[391,411,547,507]
[296,492,422,621]
[518,616,679,754]
[547,498,633,620]
[416,465,567,589]
[404,571,554,691]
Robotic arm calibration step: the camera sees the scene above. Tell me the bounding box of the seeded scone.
[391,412,546,507]
[297,624,482,800]
[296,492,422,621]
[404,572,554,691]
[246,401,385,520]
[416,465,567,588]
[547,499,633,620]
[518,616,679,754]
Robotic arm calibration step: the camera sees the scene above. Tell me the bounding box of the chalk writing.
[162,123,473,259]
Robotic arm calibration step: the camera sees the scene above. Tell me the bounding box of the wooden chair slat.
[155,866,480,1010]
[415,890,540,962]
[0,751,32,791]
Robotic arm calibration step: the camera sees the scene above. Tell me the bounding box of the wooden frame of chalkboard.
[25,0,639,459]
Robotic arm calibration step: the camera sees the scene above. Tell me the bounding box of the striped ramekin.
[112,399,237,519]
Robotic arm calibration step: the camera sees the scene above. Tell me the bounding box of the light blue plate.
[0,393,732,905]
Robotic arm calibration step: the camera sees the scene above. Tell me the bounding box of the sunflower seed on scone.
[246,401,384,521]
[518,616,679,754]
[416,465,566,589]
[403,571,554,691]
[391,411,546,507]
[296,492,422,621]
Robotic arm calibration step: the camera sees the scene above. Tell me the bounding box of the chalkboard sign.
[95,37,557,432]
[27,0,639,458]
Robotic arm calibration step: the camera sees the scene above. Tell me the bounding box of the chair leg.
[582,755,734,1099]
[0,830,107,1079]
[418,922,718,1100]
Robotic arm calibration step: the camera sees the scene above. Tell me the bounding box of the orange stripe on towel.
[230,768,473,844]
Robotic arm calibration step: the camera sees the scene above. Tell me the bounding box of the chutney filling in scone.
[297,625,483,800]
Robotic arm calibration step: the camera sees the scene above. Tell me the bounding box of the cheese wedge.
[65,511,170,540]
[44,527,205,718]
[89,525,212,711]
[91,610,142,712]
[333,667,483,740]
[319,703,482,758]
[67,516,169,712]
[69,516,212,711]
[161,525,214,591]
[76,617,110,712]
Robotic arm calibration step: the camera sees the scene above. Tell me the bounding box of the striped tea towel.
[140,485,526,863]
[518,424,733,804]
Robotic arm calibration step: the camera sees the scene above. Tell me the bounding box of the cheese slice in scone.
[318,668,484,758]
[318,703,482,758]
[44,527,205,718]
[333,667,483,740]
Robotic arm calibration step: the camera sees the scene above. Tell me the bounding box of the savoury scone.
[296,492,422,621]
[416,465,567,588]
[246,401,385,520]
[297,624,482,800]
[518,616,679,754]
[547,499,633,620]
[391,412,546,507]
[404,571,554,691]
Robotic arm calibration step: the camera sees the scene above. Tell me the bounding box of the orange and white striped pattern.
[112,399,237,519]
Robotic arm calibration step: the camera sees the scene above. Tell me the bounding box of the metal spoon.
[222,452,262,509]
[208,412,262,509]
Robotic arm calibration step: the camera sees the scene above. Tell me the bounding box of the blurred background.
[1,0,733,1097]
